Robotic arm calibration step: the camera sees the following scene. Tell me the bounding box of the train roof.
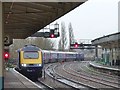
[17,44,41,52]
[17,45,82,54]
[42,50,78,54]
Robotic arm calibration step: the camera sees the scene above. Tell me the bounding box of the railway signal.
[74,42,79,48]
[50,29,60,38]
[50,30,55,38]
[31,23,60,38]
[4,52,10,60]
[50,34,55,38]
[45,23,59,38]
[70,42,96,49]
[4,46,10,62]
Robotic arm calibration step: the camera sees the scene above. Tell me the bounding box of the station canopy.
[4,1,87,42]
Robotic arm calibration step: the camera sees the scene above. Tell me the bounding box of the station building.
[92,32,120,66]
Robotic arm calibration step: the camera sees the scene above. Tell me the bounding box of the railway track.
[45,63,98,90]
[44,64,90,90]
[36,63,79,90]
[86,63,120,79]
[14,61,120,89]
[53,61,120,89]
[35,80,54,90]
[67,61,120,88]
[73,61,119,82]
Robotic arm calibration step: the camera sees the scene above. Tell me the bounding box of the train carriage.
[42,50,51,63]
[65,52,77,61]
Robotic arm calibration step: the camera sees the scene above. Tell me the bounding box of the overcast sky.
[51,0,119,41]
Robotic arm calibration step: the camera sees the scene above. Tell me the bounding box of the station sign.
[4,35,10,45]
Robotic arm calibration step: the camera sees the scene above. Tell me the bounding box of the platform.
[89,61,120,72]
[4,68,41,89]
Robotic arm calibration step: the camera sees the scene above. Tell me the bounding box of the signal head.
[74,42,78,48]
[4,52,9,59]
[50,34,55,38]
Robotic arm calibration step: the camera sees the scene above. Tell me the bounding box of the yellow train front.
[17,45,43,80]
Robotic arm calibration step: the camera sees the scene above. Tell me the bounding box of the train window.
[24,52,39,59]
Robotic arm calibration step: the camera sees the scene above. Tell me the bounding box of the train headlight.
[38,64,41,66]
[21,64,27,67]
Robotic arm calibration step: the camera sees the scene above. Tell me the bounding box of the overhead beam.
[5,13,50,20]
[7,16,44,24]
[4,3,43,13]
[14,2,57,13]
[34,2,65,10]
[5,24,41,33]
[6,32,35,39]
[4,28,35,33]
[5,14,48,21]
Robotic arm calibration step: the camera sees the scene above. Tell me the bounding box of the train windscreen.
[23,51,39,59]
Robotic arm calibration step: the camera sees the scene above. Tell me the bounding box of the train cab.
[17,45,43,79]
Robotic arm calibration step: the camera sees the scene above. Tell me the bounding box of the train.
[16,44,84,80]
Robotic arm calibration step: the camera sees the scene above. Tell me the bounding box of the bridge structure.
[70,39,100,58]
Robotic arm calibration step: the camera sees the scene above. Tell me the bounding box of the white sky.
[51,0,119,41]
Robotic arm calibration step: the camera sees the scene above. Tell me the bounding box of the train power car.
[17,45,43,80]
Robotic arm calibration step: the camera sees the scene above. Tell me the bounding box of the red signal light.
[74,42,78,48]
[74,44,78,48]
[50,34,55,38]
[4,52,9,59]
